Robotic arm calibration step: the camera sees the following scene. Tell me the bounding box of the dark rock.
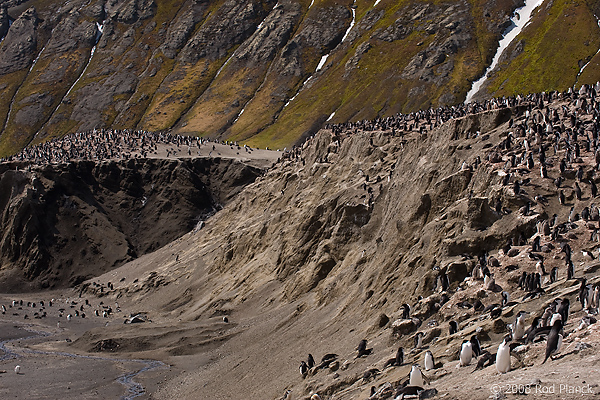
[178,0,273,64]
[0,7,38,75]
[506,248,520,257]
[0,5,9,40]
[106,0,156,24]
[160,1,209,59]
[377,313,390,328]
[44,12,98,54]
[492,318,506,333]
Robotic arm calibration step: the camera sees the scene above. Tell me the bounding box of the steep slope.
[0,0,598,156]
[0,155,265,292]
[70,92,588,399]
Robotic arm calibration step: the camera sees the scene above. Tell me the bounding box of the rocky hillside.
[0,155,264,291]
[60,85,599,399]
[0,0,599,156]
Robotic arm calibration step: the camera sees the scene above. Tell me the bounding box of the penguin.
[307,354,315,369]
[550,267,558,283]
[459,340,473,366]
[496,334,512,373]
[223,316,229,323]
[300,361,308,377]
[401,303,411,319]
[581,249,595,260]
[542,319,563,363]
[414,332,424,349]
[310,394,321,400]
[470,335,482,357]
[578,279,589,309]
[501,291,510,307]
[512,311,528,340]
[567,261,574,280]
[449,320,458,335]
[535,260,547,275]
[409,364,425,386]
[473,351,496,372]
[559,190,565,205]
[524,316,542,338]
[395,347,404,366]
[576,315,597,331]
[14,365,21,374]
[424,350,435,371]
[356,339,372,358]
[384,347,404,368]
[557,298,570,323]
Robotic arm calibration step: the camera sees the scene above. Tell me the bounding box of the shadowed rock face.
[0,157,263,292]
[0,0,597,156]
[0,7,37,75]
[0,6,9,40]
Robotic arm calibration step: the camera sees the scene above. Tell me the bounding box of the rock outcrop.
[0,7,37,75]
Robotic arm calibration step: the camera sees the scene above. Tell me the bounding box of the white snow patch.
[465,0,545,103]
[341,3,356,43]
[316,54,329,72]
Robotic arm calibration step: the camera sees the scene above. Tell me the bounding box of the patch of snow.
[576,15,600,84]
[465,0,545,104]
[341,2,356,43]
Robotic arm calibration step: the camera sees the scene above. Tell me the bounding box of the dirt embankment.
[0,157,264,292]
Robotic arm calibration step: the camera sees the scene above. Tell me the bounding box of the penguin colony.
[2,83,600,398]
[284,84,600,399]
[0,288,129,324]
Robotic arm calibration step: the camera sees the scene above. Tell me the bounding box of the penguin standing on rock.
[449,320,458,335]
[384,347,404,368]
[395,347,404,366]
[401,303,411,319]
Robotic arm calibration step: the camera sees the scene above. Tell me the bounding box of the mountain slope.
[0,0,599,156]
